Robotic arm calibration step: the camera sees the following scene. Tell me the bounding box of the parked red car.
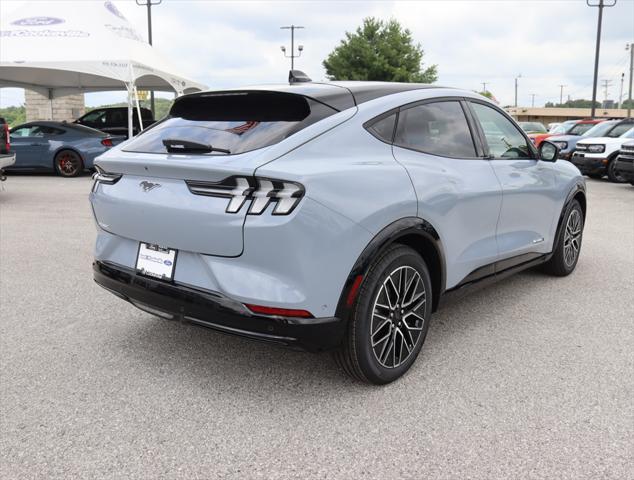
[528,119,604,147]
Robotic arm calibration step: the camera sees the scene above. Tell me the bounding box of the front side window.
[394,101,477,158]
[470,103,531,159]
[11,126,34,137]
[81,110,106,124]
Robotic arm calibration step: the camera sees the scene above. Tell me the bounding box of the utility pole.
[482,82,488,93]
[280,25,305,71]
[617,72,624,108]
[587,0,617,118]
[136,0,162,117]
[601,79,613,102]
[558,85,566,105]
[530,93,536,108]
[625,43,634,118]
[514,74,522,107]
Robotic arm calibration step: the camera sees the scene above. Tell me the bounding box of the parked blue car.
[8,121,124,177]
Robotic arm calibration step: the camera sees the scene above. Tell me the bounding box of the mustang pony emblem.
[139,181,161,192]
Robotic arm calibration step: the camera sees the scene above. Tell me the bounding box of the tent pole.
[127,85,134,139]
[133,85,144,131]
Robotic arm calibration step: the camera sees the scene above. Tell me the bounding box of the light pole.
[587,0,617,118]
[481,82,488,93]
[627,42,633,117]
[618,72,624,108]
[514,74,522,107]
[530,93,536,108]
[280,25,304,71]
[136,0,162,117]
[559,84,566,105]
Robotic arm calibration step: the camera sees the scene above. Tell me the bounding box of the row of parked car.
[2,104,634,185]
[519,118,634,184]
[0,106,154,178]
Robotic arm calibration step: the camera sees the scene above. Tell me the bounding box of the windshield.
[581,121,614,138]
[620,127,634,139]
[608,123,633,138]
[519,122,547,133]
[124,91,338,155]
[568,123,597,136]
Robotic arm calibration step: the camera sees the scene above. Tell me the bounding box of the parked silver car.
[91,81,586,384]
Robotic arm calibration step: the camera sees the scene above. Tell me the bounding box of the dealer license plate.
[136,243,177,281]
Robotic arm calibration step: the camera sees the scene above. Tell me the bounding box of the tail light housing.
[101,138,113,147]
[186,176,304,215]
[92,166,121,189]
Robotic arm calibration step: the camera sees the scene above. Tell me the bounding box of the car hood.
[552,134,581,142]
[577,136,625,146]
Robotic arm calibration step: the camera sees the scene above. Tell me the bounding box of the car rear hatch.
[91,89,346,257]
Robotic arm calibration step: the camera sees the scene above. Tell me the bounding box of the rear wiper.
[162,139,230,154]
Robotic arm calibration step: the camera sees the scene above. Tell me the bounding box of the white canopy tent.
[0,0,206,137]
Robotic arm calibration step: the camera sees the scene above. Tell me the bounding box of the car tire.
[54,150,83,178]
[541,200,584,277]
[333,244,433,384]
[607,159,626,183]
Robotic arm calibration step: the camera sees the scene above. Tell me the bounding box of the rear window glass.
[65,123,107,136]
[123,91,338,155]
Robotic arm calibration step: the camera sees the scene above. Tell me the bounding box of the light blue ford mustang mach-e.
[90,79,586,384]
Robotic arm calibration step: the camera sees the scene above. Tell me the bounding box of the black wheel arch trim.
[553,181,586,250]
[335,216,446,324]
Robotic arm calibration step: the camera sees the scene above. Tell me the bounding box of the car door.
[467,100,558,260]
[9,125,48,168]
[390,99,503,289]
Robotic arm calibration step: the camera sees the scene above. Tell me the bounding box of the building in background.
[506,107,629,126]
[25,90,84,123]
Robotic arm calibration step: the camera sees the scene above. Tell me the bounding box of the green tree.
[545,99,600,108]
[323,18,437,83]
[0,106,26,127]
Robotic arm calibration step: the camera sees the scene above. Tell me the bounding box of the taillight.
[101,138,113,147]
[92,166,121,190]
[186,176,304,215]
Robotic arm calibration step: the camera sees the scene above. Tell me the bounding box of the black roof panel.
[186,82,444,112]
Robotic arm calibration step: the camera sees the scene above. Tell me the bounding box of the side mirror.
[539,140,559,162]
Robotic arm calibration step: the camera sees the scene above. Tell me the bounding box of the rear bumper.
[93,261,345,352]
[571,153,607,175]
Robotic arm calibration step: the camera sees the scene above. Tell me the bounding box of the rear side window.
[124,91,338,155]
[366,113,396,143]
[394,101,477,158]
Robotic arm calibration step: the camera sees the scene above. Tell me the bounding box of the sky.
[1,0,633,108]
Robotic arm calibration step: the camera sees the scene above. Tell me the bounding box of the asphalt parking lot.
[0,175,632,479]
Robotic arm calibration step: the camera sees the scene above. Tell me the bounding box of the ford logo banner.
[11,17,65,27]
